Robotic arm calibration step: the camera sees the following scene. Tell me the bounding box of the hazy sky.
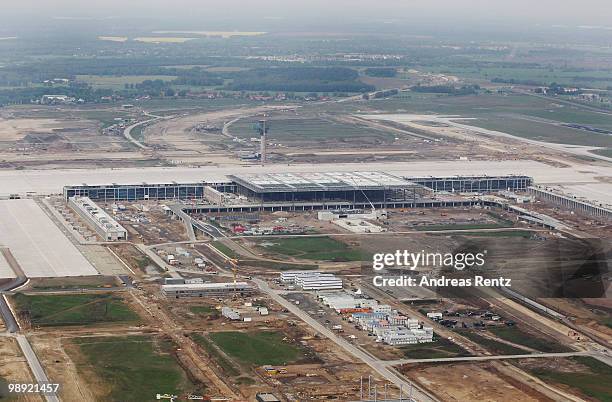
[3,1,612,31]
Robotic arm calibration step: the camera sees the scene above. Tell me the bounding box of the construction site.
[0,158,609,402]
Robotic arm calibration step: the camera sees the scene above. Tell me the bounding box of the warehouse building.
[68,196,127,241]
[161,281,254,298]
[280,270,324,283]
[298,274,343,290]
[280,271,343,290]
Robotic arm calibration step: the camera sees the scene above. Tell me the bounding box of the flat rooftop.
[0,199,99,279]
[162,282,251,291]
[229,171,415,193]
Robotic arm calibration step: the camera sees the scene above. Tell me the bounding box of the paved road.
[0,248,26,333]
[135,244,182,279]
[123,111,173,150]
[253,278,435,402]
[168,205,197,241]
[385,351,590,366]
[15,334,60,402]
[123,118,155,150]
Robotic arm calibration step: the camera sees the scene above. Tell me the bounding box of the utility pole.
[360,376,363,401]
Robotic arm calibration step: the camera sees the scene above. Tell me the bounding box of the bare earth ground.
[29,334,97,402]
[0,336,42,402]
[402,361,551,402]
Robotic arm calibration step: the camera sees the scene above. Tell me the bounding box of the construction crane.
[226,258,239,284]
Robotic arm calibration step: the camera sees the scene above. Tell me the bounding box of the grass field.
[230,117,394,143]
[591,148,612,158]
[12,293,139,327]
[487,326,571,353]
[189,305,216,316]
[76,75,178,89]
[209,331,307,367]
[190,333,240,376]
[210,241,240,259]
[424,65,612,90]
[416,223,512,231]
[458,330,526,355]
[525,356,612,402]
[71,336,195,401]
[257,236,367,262]
[240,258,318,271]
[442,230,536,238]
[364,92,612,147]
[401,337,471,359]
[467,116,612,148]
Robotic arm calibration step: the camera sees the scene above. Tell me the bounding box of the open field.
[402,360,555,401]
[134,37,197,43]
[76,75,178,89]
[97,36,128,42]
[152,31,266,38]
[457,330,528,355]
[11,293,139,327]
[361,92,612,147]
[191,333,241,377]
[515,356,612,401]
[424,64,612,89]
[68,336,197,401]
[209,331,308,367]
[0,337,40,402]
[256,236,367,262]
[401,337,471,359]
[230,115,395,144]
[487,326,572,353]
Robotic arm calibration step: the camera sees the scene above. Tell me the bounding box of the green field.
[445,230,536,238]
[76,75,178,89]
[189,305,216,316]
[487,326,571,353]
[401,337,471,359]
[467,116,612,148]
[210,241,240,259]
[229,117,394,143]
[458,329,526,355]
[416,223,511,231]
[209,331,307,367]
[424,65,612,89]
[363,92,612,147]
[525,356,612,402]
[190,333,240,376]
[12,293,139,326]
[257,236,367,262]
[591,148,612,158]
[240,258,318,271]
[71,336,196,401]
